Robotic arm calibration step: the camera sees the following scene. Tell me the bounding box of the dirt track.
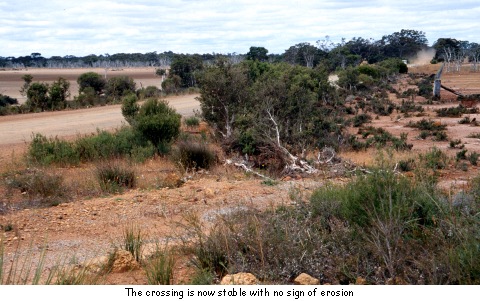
[0,94,200,146]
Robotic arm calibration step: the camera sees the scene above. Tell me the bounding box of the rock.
[220,273,259,285]
[355,277,367,285]
[294,273,320,285]
[84,256,109,273]
[204,188,215,199]
[111,250,140,273]
[163,173,183,188]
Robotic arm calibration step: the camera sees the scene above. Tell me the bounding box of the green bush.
[184,116,200,127]
[130,99,181,152]
[95,162,136,194]
[421,147,448,170]
[28,134,79,166]
[353,113,372,127]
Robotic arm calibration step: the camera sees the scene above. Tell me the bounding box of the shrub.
[469,152,479,165]
[95,162,136,193]
[105,76,136,101]
[456,149,468,161]
[28,134,79,166]
[138,86,161,99]
[184,116,200,127]
[421,148,448,170]
[77,72,106,94]
[171,140,216,170]
[0,94,18,107]
[353,113,372,127]
[131,99,181,152]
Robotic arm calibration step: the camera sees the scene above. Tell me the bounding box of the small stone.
[355,277,367,285]
[294,273,320,285]
[220,273,259,285]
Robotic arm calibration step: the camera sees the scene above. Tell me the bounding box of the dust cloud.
[409,48,436,66]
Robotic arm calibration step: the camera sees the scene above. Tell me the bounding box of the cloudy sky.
[1,0,479,57]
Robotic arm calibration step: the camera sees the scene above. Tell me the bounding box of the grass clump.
[144,244,175,285]
[171,139,216,171]
[5,168,66,206]
[122,224,143,263]
[95,162,136,194]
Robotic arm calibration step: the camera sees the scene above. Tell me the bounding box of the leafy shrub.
[398,158,415,172]
[95,162,136,193]
[28,134,79,166]
[128,99,181,153]
[105,76,136,101]
[171,140,215,170]
[421,148,448,170]
[184,116,200,127]
[137,86,161,99]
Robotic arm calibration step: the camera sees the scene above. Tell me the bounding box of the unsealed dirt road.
[0,94,200,146]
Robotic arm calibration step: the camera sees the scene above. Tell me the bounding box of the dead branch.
[224,159,273,181]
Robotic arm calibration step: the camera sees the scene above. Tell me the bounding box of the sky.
[1,0,479,57]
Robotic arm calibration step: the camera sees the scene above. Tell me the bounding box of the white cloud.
[0,0,479,57]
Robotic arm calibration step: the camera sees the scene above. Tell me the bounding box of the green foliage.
[121,94,139,125]
[129,99,181,152]
[399,99,424,114]
[421,147,448,170]
[48,77,70,109]
[28,128,155,166]
[417,77,433,98]
[456,149,468,161]
[184,116,200,127]
[105,76,136,101]
[28,133,79,166]
[169,54,203,88]
[246,46,269,62]
[96,162,136,194]
[155,68,167,76]
[77,72,106,94]
[26,82,49,111]
[161,75,181,94]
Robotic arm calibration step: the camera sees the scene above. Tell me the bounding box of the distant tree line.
[2,29,479,74]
